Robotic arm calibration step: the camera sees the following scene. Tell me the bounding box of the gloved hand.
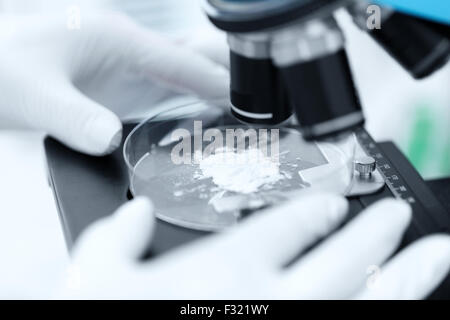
[0,13,229,155]
[58,194,450,299]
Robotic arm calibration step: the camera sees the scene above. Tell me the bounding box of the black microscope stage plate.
[44,123,450,299]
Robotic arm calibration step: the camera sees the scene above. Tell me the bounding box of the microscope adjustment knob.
[354,156,377,178]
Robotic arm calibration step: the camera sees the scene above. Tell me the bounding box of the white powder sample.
[198,148,283,194]
[173,190,184,197]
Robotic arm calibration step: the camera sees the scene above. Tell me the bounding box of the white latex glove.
[0,13,229,155]
[58,194,450,299]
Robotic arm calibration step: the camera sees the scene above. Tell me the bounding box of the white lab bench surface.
[0,131,69,299]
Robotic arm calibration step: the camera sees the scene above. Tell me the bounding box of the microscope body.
[203,0,450,140]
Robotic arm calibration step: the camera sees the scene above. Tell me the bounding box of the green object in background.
[441,135,450,174]
[406,103,450,179]
[407,106,433,172]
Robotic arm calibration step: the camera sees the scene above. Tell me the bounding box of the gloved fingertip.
[111,197,155,258]
[295,192,348,219]
[73,197,155,262]
[66,104,123,156]
[374,198,412,227]
[131,196,154,212]
[103,127,123,155]
[116,196,154,222]
[328,195,349,219]
[89,115,123,156]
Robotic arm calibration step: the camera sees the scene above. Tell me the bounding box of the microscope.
[203,0,450,140]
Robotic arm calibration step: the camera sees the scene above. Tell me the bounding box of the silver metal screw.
[354,156,377,178]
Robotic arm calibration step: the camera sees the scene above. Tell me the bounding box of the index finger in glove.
[280,199,412,299]
[355,234,450,300]
[90,14,230,100]
[216,193,348,269]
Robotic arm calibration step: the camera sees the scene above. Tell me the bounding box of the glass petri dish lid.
[124,100,356,231]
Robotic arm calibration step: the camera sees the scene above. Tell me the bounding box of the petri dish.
[124,100,356,231]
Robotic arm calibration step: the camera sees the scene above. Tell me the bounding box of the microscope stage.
[44,123,450,299]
